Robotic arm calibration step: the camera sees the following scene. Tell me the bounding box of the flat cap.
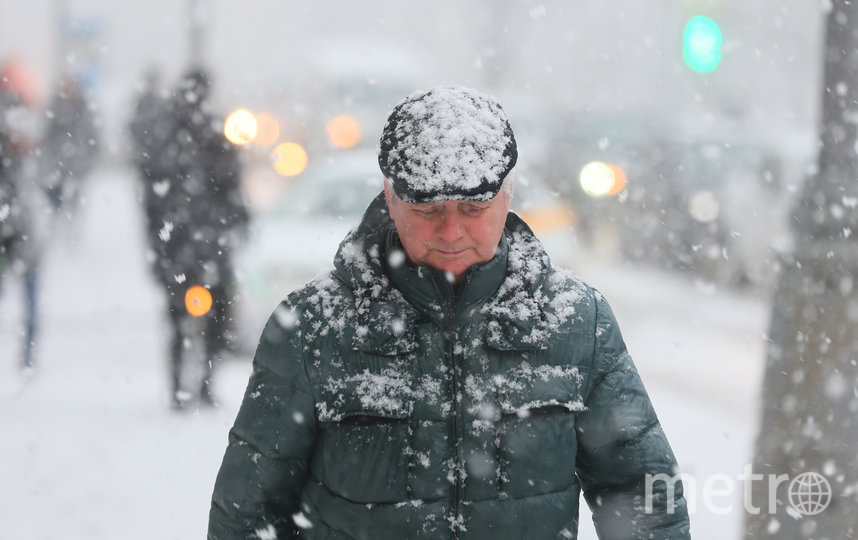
[378,86,517,203]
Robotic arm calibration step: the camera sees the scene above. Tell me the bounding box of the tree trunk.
[746,2,858,538]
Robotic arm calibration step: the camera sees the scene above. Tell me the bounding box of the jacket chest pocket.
[315,395,413,504]
[315,354,417,422]
[492,362,587,499]
[495,363,587,418]
[313,362,417,504]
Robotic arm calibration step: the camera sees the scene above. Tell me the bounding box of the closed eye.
[460,203,488,216]
[414,205,443,217]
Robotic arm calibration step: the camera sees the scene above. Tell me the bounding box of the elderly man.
[208,86,690,539]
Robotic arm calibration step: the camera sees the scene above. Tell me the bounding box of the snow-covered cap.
[378,86,517,203]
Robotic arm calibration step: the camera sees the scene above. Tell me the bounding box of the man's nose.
[436,212,464,243]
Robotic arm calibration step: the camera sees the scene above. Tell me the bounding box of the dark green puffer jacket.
[208,193,690,539]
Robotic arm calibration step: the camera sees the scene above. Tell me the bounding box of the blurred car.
[540,109,815,290]
[616,136,811,288]
[510,173,578,267]
[234,149,383,346]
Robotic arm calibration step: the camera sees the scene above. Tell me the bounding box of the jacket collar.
[332,193,421,356]
[385,230,509,327]
[480,213,555,351]
[332,193,557,355]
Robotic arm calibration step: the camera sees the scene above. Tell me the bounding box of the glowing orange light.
[517,203,578,234]
[185,285,213,317]
[253,112,281,147]
[606,164,627,196]
[224,108,257,145]
[271,142,308,176]
[326,115,362,149]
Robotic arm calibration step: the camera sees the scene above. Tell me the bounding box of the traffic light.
[683,16,722,72]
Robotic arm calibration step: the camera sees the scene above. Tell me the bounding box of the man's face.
[384,182,511,282]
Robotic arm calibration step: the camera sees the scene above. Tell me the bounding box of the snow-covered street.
[1,164,768,539]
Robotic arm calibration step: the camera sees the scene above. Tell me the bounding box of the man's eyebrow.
[412,202,443,210]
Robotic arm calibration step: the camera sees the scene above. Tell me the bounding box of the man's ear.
[503,180,513,212]
[383,180,393,209]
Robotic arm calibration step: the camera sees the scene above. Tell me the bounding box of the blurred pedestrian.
[0,84,22,265]
[129,67,168,176]
[0,57,50,372]
[130,67,248,409]
[129,67,171,268]
[0,81,25,312]
[41,74,100,228]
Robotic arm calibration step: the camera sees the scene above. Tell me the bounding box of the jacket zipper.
[434,269,470,539]
[446,321,463,538]
[443,279,468,539]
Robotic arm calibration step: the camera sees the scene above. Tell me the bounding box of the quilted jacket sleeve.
[208,301,317,539]
[574,292,691,539]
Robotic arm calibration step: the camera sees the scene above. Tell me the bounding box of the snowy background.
[1,164,766,539]
[0,1,827,539]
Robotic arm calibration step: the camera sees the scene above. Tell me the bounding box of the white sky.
[0,0,823,133]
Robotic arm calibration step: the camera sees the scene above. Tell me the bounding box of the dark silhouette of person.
[130,67,248,409]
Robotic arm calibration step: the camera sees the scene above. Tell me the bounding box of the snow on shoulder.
[482,220,590,347]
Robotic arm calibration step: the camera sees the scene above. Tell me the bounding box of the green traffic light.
[683,16,722,72]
